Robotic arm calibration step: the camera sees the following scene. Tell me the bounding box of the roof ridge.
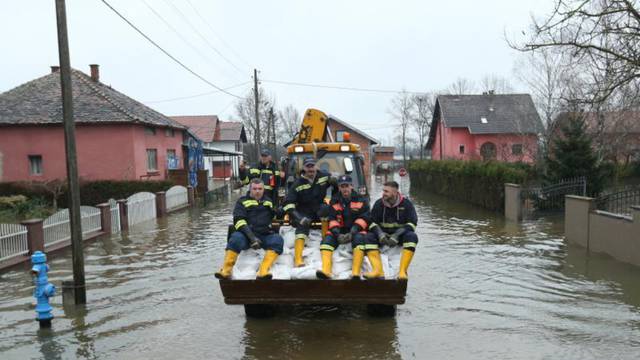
[72,70,138,123]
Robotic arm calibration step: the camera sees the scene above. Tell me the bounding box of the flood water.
[1,175,640,359]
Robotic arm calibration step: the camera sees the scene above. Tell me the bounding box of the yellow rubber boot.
[294,237,305,267]
[363,250,385,280]
[315,250,333,279]
[351,247,365,280]
[214,250,238,280]
[256,250,279,280]
[397,249,415,281]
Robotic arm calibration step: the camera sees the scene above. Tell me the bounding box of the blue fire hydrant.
[31,251,55,328]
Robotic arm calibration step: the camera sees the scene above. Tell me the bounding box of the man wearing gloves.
[367,181,418,280]
[215,178,283,280]
[316,175,382,280]
[238,148,283,206]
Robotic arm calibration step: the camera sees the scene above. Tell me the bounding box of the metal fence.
[165,185,188,211]
[109,198,121,233]
[43,206,102,247]
[521,176,587,218]
[0,223,28,262]
[127,192,156,226]
[596,186,640,217]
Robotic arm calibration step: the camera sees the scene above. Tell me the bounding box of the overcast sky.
[1,0,555,144]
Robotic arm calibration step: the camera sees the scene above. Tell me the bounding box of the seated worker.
[215,178,283,280]
[366,181,418,280]
[239,149,283,206]
[316,175,384,280]
[282,156,334,267]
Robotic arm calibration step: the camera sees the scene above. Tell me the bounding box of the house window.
[144,126,156,135]
[29,155,43,175]
[146,149,158,171]
[459,145,465,154]
[480,117,488,124]
[512,144,523,155]
[167,149,178,169]
[480,142,497,161]
[336,130,346,142]
[165,128,175,137]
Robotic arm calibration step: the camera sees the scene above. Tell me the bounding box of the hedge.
[408,160,535,211]
[0,180,175,208]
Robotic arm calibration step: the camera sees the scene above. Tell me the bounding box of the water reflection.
[241,306,400,360]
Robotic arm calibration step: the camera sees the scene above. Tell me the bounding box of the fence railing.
[521,176,587,217]
[596,186,640,217]
[43,206,102,247]
[0,224,28,262]
[109,198,121,234]
[127,192,156,226]
[165,185,188,211]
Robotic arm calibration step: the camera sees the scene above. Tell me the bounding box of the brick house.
[326,116,378,175]
[0,65,187,182]
[372,146,395,173]
[426,94,543,162]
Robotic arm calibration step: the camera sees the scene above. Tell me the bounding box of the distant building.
[426,93,543,163]
[373,146,395,173]
[326,116,378,175]
[0,65,187,182]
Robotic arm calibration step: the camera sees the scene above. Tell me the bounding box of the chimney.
[89,64,99,82]
[50,66,60,73]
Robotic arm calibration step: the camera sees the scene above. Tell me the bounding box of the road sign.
[399,168,407,177]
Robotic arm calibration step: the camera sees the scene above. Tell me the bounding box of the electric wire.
[262,79,428,95]
[144,81,250,104]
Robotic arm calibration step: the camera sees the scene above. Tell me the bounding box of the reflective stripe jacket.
[369,194,418,233]
[283,169,332,217]
[232,194,275,235]
[240,161,281,191]
[328,190,371,234]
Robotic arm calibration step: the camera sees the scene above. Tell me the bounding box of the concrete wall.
[504,183,522,221]
[565,195,640,266]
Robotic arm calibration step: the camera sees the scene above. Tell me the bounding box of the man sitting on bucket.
[367,181,418,280]
[215,178,283,280]
[317,174,384,280]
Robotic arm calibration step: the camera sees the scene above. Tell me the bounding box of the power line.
[262,79,428,95]
[99,0,242,99]
[163,0,247,75]
[144,81,250,104]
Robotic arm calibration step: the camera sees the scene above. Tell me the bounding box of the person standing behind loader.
[239,149,283,206]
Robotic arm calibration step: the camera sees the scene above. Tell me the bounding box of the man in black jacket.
[215,178,283,280]
[239,149,283,206]
[367,181,418,280]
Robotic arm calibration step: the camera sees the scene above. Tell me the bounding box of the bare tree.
[389,90,415,167]
[234,87,274,163]
[479,74,514,94]
[277,105,300,145]
[411,93,436,159]
[447,77,476,95]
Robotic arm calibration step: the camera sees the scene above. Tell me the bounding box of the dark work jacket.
[369,194,418,234]
[232,194,275,235]
[239,161,281,192]
[328,190,371,234]
[282,169,332,218]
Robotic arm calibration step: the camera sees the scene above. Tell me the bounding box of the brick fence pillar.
[565,195,594,249]
[96,203,111,235]
[187,186,195,207]
[21,218,44,254]
[156,191,167,217]
[118,199,129,231]
[504,183,522,222]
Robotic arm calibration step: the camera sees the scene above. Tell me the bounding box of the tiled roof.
[171,115,219,142]
[217,121,246,142]
[0,69,185,129]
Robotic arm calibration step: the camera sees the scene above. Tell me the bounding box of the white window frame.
[146,149,158,171]
[29,155,43,175]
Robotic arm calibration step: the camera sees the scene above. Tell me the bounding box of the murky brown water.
[1,175,640,359]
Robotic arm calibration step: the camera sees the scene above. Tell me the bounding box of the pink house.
[0,65,187,182]
[426,94,543,162]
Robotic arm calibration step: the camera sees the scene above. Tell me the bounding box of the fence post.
[564,195,594,250]
[21,219,44,254]
[633,206,640,235]
[187,186,195,207]
[156,191,167,217]
[118,199,128,231]
[96,203,111,235]
[504,183,522,222]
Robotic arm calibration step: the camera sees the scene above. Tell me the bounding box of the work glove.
[386,228,406,247]
[292,210,311,227]
[328,176,338,186]
[380,233,398,247]
[337,233,352,244]
[350,225,360,236]
[317,204,331,218]
[240,226,261,250]
[275,206,285,219]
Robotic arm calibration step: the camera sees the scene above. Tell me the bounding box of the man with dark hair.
[316,175,380,280]
[367,181,418,280]
[239,149,283,206]
[215,178,283,280]
[282,156,334,267]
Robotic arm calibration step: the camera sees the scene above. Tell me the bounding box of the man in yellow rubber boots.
[316,175,379,280]
[367,181,418,280]
[215,178,283,280]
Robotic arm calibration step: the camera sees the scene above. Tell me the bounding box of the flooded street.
[2,175,640,359]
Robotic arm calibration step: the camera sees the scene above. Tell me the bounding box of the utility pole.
[253,69,261,161]
[55,0,86,304]
[269,107,277,156]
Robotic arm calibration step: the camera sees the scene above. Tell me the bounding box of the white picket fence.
[166,185,188,211]
[109,198,121,234]
[43,206,102,247]
[127,192,156,226]
[0,223,28,262]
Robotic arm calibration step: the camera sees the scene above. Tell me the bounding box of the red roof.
[217,121,246,141]
[170,115,219,142]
